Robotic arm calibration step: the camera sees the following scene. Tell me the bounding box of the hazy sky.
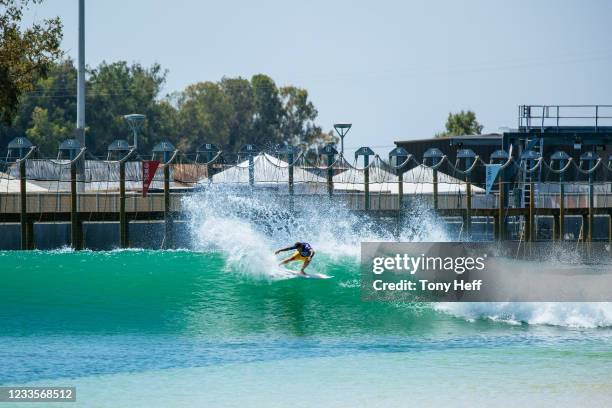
[24,0,612,154]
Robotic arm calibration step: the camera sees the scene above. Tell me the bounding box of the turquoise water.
[1,250,612,407]
[2,190,612,407]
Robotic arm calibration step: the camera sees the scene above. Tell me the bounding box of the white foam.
[435,302,612,328]
[182,186,448,278]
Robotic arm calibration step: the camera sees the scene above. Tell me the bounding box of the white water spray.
[183,186,448,278]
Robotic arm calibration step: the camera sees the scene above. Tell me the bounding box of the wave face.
[1,187,611,335]
[180,187,612,329]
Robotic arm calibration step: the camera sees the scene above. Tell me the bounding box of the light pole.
[333,123,352,157]
[76,0,85,147]
[75,0,86,190]
[124,114,145,149]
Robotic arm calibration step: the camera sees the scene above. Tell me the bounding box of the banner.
[485,164,502,195]
[142,160,160,197]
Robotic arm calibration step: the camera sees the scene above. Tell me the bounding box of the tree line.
[1,1,335,157]
[0,59,336,157]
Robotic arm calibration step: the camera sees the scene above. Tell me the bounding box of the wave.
[435,302,612,328]
[178,186,612,329]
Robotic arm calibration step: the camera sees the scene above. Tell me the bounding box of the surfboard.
[281,268,333,279]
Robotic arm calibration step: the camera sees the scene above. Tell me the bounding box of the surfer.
[275,242,316,275]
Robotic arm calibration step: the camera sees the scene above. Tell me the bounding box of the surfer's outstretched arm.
[275,245,297,255]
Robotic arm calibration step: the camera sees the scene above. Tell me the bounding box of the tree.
[177,81,232,152]
[25,106,73,154]
[279,86,318,148]
[251,74,283,148]
[86,61,175,155]
[0,59,76,153]
[436,110,483,137]
[0,0,63,125]
[220,77,254,151]
[1,57,333,156]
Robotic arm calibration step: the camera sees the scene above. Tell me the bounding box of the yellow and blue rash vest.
[287,242,313,262]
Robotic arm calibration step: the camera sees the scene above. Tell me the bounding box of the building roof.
[395,133,502,145]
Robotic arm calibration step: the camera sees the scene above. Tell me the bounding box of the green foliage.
[25,106,73,154]
[436,110,483,138]
[0,1,332,157]
[86,61,172,154]
[0,59,76,153]
[175,74,334,153]
[177,81,232,152]
[220,77,254,151]
[251,74,283,147]
[0,0,63,125]
[1,59,333,156]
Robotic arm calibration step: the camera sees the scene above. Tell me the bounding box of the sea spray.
[182,185,448,277]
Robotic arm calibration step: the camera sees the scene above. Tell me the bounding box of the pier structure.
[1,105,612,250]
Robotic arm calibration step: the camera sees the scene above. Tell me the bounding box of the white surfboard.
[282,268,333,279]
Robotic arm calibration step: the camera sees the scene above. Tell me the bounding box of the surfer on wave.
[275,242,315,275]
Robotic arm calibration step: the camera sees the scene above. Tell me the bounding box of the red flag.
[142,160,160,197]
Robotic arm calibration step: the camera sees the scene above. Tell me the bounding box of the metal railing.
[519,104,612,131]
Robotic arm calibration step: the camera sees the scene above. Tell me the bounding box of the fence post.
[580,152,598,242]
[197,143,219,182]
[153,142,178,249]
[424,148,443,211]
[164,164,172,248]
[389,147,409,211]
[19,159,28,250]
[11,142,36,250]
[119,159,128,248]
[356,147,375,211]
[553,152,570,242]
[528,181,535,242]
[70,161,82,250]
[458,149,476,238]
[238,144,258,188]
[7,138,34,249]
[433,169,439,210]
[323,144,338,198]
[276,145,296,210]
[491,149,509,241]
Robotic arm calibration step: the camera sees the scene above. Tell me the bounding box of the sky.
[23,0,612,155]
